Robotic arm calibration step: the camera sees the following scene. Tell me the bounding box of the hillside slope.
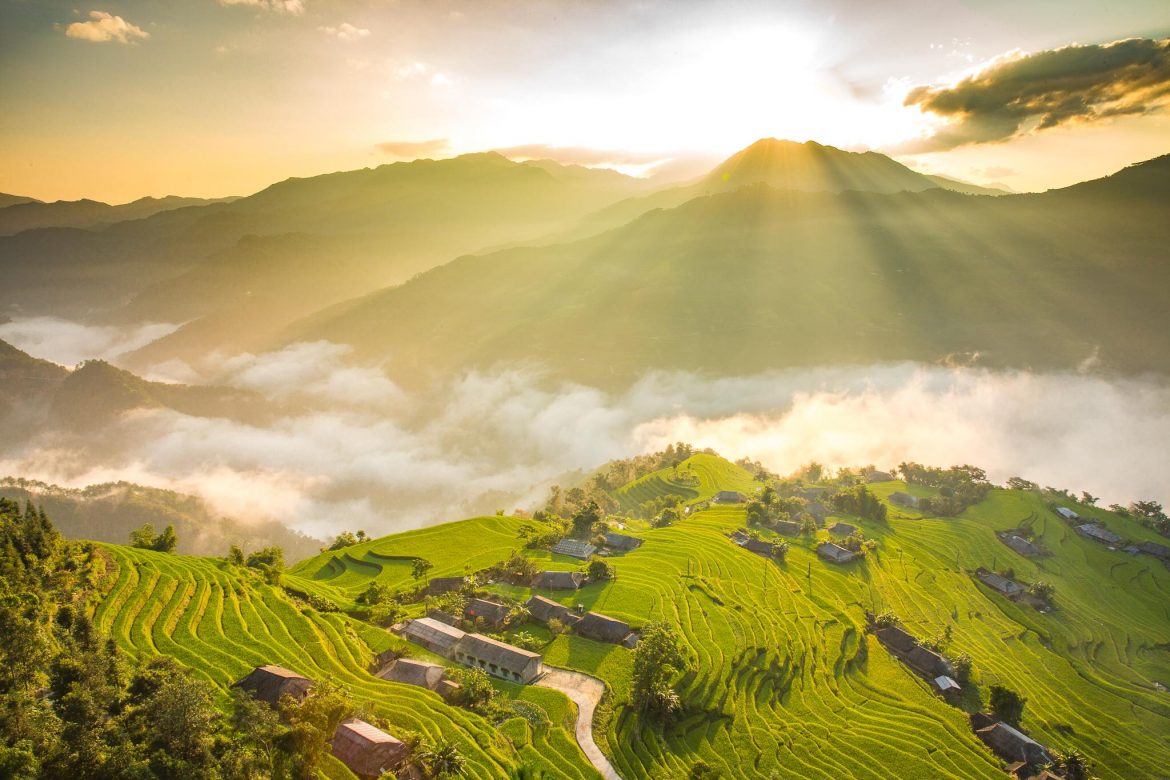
[290,153,1170,388]
[286,457,1170,778]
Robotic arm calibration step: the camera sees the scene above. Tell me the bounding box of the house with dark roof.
[976,568,1025,599]
[975,721,1052,766]
[551,539,597,559]
[424,576,466,596]
[525,594,578,625]
[399,617,466,658]
[604,531,643,551]
[741,538,775,557]
[331,718,409,780]
[1138,540,1170,560]
[906,645,952,677]
[874,624,917,654]
[828,522,856,536]
[1056,506,1080,521]
[576,611,634,645]
[729,530,749,545]
[999,533,1042,558]
[889,491,919,508]
[377,658,445,691]
[453,633,543,683]
[234,664,313,707]
[774,520,802,536]
[804,502,829,522]
[532,570,584,590]
[713,490,746,504]
[464,597,511,630]
[1077,523,1121,545]
[866,470,895,482]
[817,542,857,563]
[932,675,962,701]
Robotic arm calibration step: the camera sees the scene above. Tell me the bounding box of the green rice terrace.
[77,455,1170,778]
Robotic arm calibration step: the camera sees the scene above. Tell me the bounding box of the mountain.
[923,174,1011,196]
[287,153,1170,388]
[0,339,271,433]
[0,193,40,209]
[0,195,238,236]
[0,478,323,560]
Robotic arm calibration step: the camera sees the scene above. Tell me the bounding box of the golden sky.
[1,0,1168,203]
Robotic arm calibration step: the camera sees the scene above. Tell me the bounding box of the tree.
[449,667,496,710]
[952,653,973,685]
[989,684,1026,726]
[689,760,723,779]
[129,523,157,549]
[416,738,466,778]
[1047,747,1095,780]
[280,683,355,778]
[772,541,790,562]
[153,524,178,553]
[1079,492,1098,506]
[412,558,434,583]
[227,545,245,566]
[587,558,611,581]
[799,516,817,537]
[571,501,602,538]
[631,622,686,721]
[246,547,284,584]
[1027,581,1055,605]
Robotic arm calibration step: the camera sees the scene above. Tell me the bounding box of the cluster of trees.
[638,493,685,523]
[897,463,991,516]
[829,486,888,524]
[1114,499,1169,535]
[228,545,285,585]
[130,522,178,553]
[745,486,810,529]
[631,622,687,722]
[325,530,368,551]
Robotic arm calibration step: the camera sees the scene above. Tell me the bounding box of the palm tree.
[416,738,467,778]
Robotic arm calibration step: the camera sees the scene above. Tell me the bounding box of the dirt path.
[536,667,622,780]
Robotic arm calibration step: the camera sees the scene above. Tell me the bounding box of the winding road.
[536,667,622,780]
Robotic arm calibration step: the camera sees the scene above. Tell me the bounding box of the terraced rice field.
[91,543,599,779]
[614,453,761,512]
[484,483,1170,778]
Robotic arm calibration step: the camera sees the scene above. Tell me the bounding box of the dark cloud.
[902,37,1170,151]
[375,139,450,158]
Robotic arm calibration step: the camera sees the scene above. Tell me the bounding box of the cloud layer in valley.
[2,340,1168,539]
[904,37,1170,151]
[0,317,179,367]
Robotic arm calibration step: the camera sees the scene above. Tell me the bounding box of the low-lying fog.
[2,318,1168,538]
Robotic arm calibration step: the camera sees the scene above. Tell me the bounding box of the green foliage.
[130,522,179,553]
[328,530,368,551]
[1028,580,1056,604]
[245,546,284,584]
[412,558,434,581]
[413,738,467,778]
[689,760,723,780]
[631,622,686,721]
[448,667,496,710]
[587,557,612,581]
[1048,747,1096,780]
[989,684,1026,726]
[830,485,888,524]
[897,463,991,516]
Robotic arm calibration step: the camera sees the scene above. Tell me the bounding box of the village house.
[1138,540,1170,560]
[889,491,919,508]
[577,611,637,647]
[532,570,585,590]
[1077,523,1122,545]
[399,617,466,658]
[974,719,1052,767]
[551,539,597,559]
[424,575,466,596]
[866,470,895,482]
[906,644,952,677]
[426,608,459,626]
[1056,506,1080,522]
[932,675,962,702]
[804,502,829,523]
[604,531,643,551]
[331,718,409,780]
[464,597,511,630]
[774,519,802,536]
[828,522,856,536]
[453,633,544,683]
[234,664,313,707]
[741,537,775,557]
[817,542,857,563]
[999,532,1042,558]
[874,624,916,654]
[525,594,579,625]
[976,568,1025,599]
[377,658,445,691]
[713,490,746,504]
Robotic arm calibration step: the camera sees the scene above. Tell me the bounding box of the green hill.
[613,453,760,513]
[281,456,1170,778]
[289,153,1170,388]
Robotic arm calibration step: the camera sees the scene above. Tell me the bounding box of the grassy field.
[91,454,1170,779]
[90,542,599,779]
[614,453,761,513]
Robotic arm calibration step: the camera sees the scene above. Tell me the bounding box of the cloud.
[0,317,179,367]
[62,11,150,44]
[902,37,1170,151]
[320,23,370,42]
[218,0,304,14]
[375,139,450,158]
[3,349,1169,539]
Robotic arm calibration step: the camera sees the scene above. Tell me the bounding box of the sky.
[1,0,1168,203]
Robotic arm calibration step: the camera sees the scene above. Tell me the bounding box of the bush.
[989,684,1026,726]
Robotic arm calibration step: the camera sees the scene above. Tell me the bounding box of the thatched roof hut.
[378,658,445,691]
[532,570,584,590]
[233,664,313,707]
[331,718,409,780]
[577,611,633,644]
